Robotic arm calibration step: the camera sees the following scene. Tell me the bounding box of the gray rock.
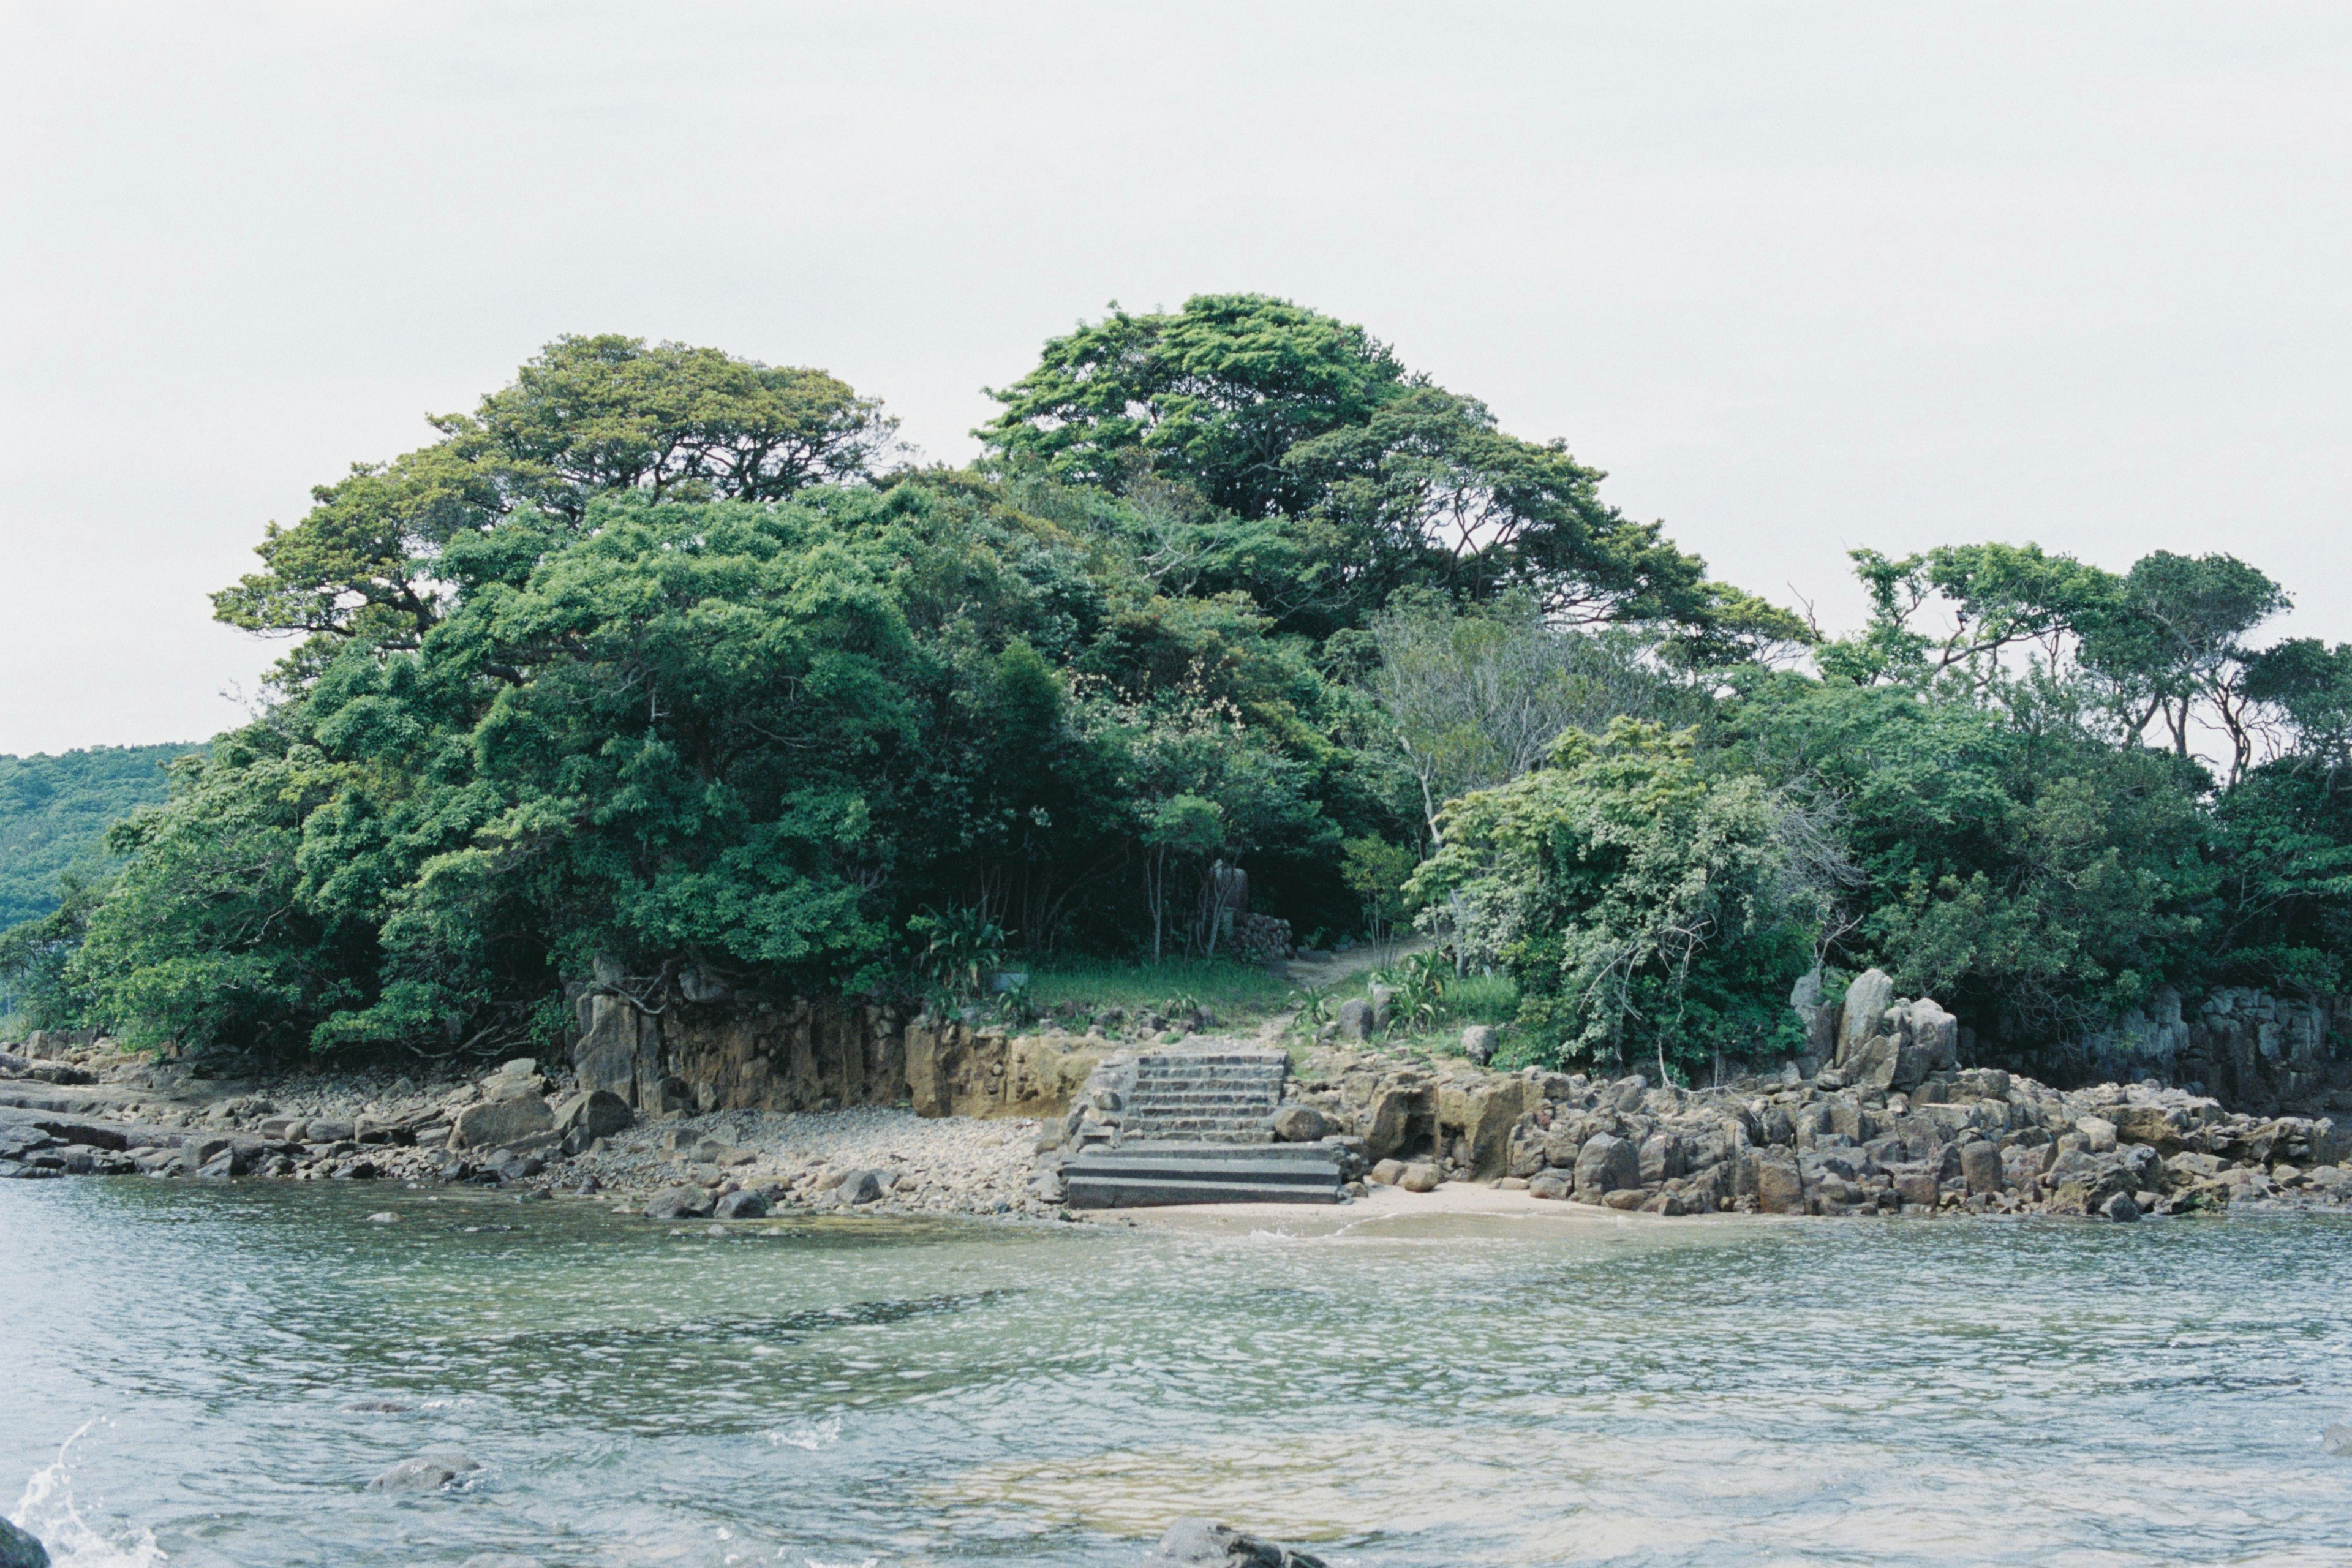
[1574,1133,1638,1199]
[366,1452,480,1491]
[1961,1140,2003,1196]
[1366,1158,1407,1185]
[179,1134,233,1175]
[2101,1190,2142,1223]
[1396,1163,1441,1193]
[1152,1516,1327,1567]
[1527,1172,1571,1200]
[1460,1025,1498,1064]
[1365,984,1395,1031]
[1837,967,1894,1059]
[1757,1153,1805,1214]
[554,1088,634,1142]
[1637,1133,1682,1186]
[837,1168,888,1204]
[0,1516,47,1568]
[1271,1104,1330,1142]
[306,1118,356,1144]
[1335,998,1371,1042]
[452,1095,554,1152]
[642,1185,716,1221]
[712,1189,770,1220]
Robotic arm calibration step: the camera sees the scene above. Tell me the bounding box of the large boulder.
[0,1517,47,1568]
[1638,1133,1683,1186]
[1836,968,1895,1060]
[451,1095,554,1152]
[1361,1077,1434,1161]
[1960,1140,2003,1196]
[178,1135,235,1175]
[1574,1133,1638,1200]
[1756,1152,1804,1214]
[642,1185,716,1221]
[1438,1076,1531,1180]
[2047,1150,2135,1215]
[835,1168,888,1205]
[1271,1104,1330,1142]
[712,1188,770,1220]
[2109,1103,2190,1152]
[554,1089,634,1145]
[1845,997,1958,1093]
[1789,968,1837,1058]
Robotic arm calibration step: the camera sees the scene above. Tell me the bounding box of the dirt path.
[1247,937,1436,1050]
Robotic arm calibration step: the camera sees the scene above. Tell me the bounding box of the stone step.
[1108,1142,1342,1161]
[1130,1071,1284,1086]
[1116,1049,1291,1145]
[1061,1144,1343,1208]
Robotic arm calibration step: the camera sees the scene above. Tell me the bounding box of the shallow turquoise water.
[3,1178,2348,1566]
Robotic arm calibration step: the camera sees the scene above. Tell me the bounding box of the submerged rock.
[366,1452,480,1491]
[0,1517,48,1568]
[1150,1517,1326,1567]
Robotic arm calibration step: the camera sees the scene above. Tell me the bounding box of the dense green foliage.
[1409,721,1814,1074]
[0,744,194,927]
[1404,538,2352,1074]
[15,300,2352,1078]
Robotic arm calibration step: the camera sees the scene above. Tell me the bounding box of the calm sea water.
[3,1178,2348,1567]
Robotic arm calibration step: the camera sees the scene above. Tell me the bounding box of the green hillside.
[0,744,200,929]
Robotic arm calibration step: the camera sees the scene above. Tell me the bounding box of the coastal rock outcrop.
[1271,1026,2345,1221]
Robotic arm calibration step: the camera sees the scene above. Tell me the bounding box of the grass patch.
[1287,968,1524,1058]
[1445,972,1521,1026]
[1016,955,1298,1021]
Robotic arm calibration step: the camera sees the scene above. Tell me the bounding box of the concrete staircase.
[1057,1046,1343,1207]
[1119,1049,1289,1143]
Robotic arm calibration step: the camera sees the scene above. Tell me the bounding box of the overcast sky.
[4,2,2348,755]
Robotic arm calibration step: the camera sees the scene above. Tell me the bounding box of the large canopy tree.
[978,293,1773,644]
[213,334,894,674]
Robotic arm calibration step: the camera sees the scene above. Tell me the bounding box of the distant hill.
[0,743,202,929]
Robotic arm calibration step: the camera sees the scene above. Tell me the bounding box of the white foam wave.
[764,1415,842,1451]
[10,1421,166,1568]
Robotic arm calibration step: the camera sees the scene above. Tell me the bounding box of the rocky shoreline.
[1241,969,2351,1222]
[6,966,2348,1226]
[0,1039,1055,1221]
